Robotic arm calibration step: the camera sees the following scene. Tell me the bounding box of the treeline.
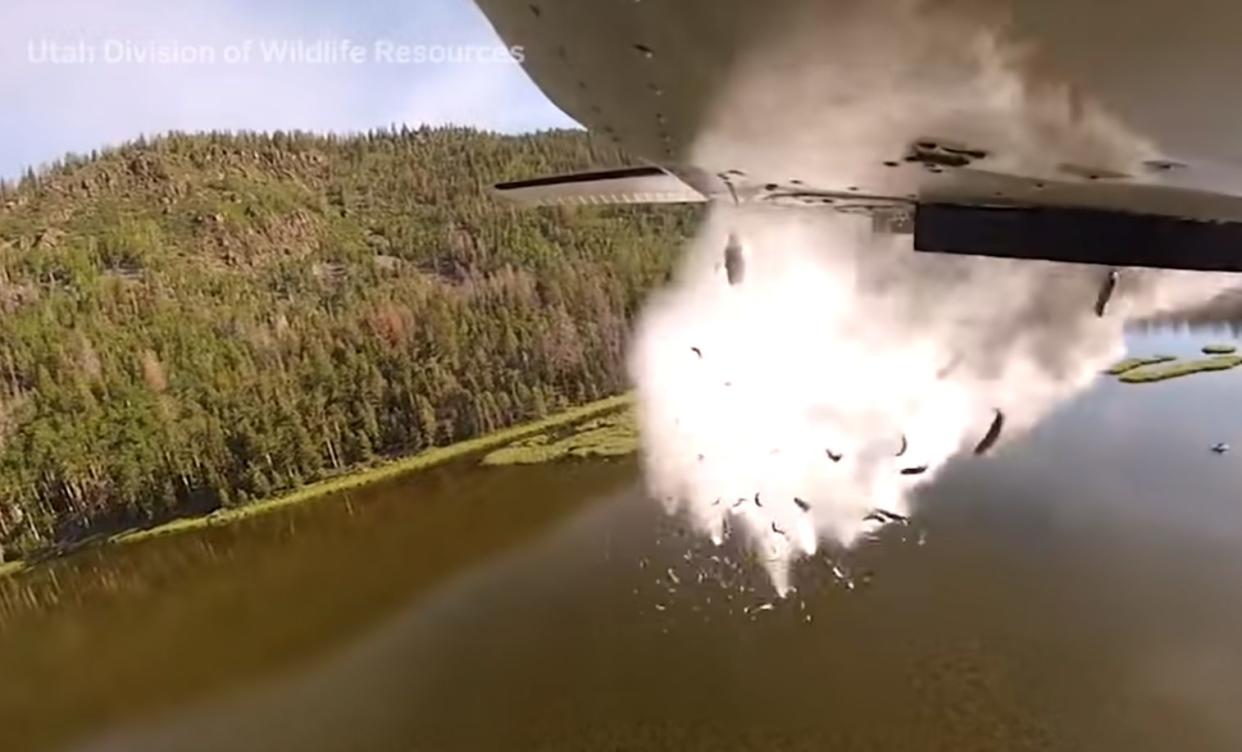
[0,127,698,559]
[1131,288,1242,334]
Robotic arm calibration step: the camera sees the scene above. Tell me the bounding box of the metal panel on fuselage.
[475,0,1242,222]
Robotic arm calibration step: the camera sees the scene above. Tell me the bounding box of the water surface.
[2,329,1241,751]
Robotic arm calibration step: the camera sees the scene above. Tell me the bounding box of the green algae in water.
[483,410,638,466]
[1118,355,1242,383]
[1107,355,1177,376]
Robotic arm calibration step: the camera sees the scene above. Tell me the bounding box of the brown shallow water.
[3,330,1242,751]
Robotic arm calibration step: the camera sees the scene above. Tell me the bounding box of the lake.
[2,328,1241,752]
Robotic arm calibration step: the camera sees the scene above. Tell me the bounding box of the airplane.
[474,0,1242,272]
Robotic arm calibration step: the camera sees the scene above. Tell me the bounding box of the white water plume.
[627,0,1233,596]
[629,206,1228,597]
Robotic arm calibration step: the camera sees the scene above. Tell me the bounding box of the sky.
[0,0,578,179]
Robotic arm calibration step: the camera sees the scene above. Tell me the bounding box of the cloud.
[0,0,578,178]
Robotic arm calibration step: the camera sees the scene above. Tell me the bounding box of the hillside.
[0,128,698,559]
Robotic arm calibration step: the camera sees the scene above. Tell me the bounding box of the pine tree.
[0,127,694,556]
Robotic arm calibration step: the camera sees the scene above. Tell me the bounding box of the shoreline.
[1,394,632,579]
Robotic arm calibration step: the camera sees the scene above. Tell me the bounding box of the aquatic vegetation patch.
[1107,355,1177,375]
[483,409,638,465]
[1118,355,1242,383]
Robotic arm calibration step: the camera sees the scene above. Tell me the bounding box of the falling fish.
[826,449,843,463]
[829,565,857,591]
[896,434,908,457]
[865,509,910,525]
[667,568,681,585]
[1095,269,1120,317]
[937,353,964,380]
[749,603,775,614]
[724,232,745,286]
[771,522,787,537]
[900,466,928,476]
[793,497,811,513]
[691,346,703,359]
[754,493,763,507]
[974,409,1006,456]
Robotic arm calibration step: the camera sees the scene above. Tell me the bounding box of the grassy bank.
[483,409,638,465]
[0,560,28,579]
[2,395,632,573]
[1118,356,1242,383]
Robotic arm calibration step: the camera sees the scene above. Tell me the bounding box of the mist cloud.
[628,0,1230,596]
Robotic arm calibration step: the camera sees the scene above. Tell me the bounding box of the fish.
[900,466,928,476]
[771,522,787,537]
[1211,442,1231,454]
[1095,269,1120,317]
[826,449,843,463]
[830,564,855,590]
[937,353,964,379]
[732,498,747,508]
[793,497,811,513]
[754,493,763,507]
[896,434,908,457]
[865,509,910,525]
[691,346,703,358]
[974,409,1006,456]
[724,232,745,286]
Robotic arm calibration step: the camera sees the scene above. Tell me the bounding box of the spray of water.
[627,1,1231,596]
[630,207,1224,596]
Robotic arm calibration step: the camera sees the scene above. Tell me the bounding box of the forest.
[0,127,698,560]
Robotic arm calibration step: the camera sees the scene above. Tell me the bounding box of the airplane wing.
[476,0,1242,271]
[495,166,706,207]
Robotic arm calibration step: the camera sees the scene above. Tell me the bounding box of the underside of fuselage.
[476,0,1242,271]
